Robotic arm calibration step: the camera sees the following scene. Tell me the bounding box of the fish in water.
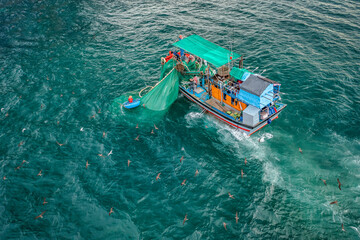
[109,207,114,216]
[228,192,235,199]
[108,150,113,156]
[337,178,342,190]
[34,211,46,219]
[180,156,184,163]
[223,222,227,231]
[43,198,48,205]
[181,179,187,185]
[128,160,131,167]
[156,173,161,181]
[320,178,327,186]
[154,124,158,130]
[194,169,199,177]
[86,160,90,169]
[134,135,139,141]
[183,214,188,225]
[235,212,239,224]
[330,200,338,205]
[299,148,303,154]
[37,170,42,176]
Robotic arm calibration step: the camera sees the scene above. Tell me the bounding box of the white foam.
[350,226,360,238]
[262,161,283,186]
[185,111,203,120]
[259,133,273,142]
[184,111,203,127]
[137,194,149,204]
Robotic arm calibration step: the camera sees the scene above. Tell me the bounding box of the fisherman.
[190,75,198,92]
[178,35,185,58]
[188,55,195,62]
[173,51,181,61]
[128,95,133,103]
[165,51,174,62]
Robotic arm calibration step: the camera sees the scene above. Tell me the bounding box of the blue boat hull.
[179,86,286,136]
[123,99,141,109]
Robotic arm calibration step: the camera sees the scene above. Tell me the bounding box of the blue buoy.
[267,119,272,124]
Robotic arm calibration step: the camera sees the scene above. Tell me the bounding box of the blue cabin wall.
[239,90,260,108]
[260,84,273,108]
[239,84,273,109]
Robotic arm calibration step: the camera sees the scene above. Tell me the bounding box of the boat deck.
[191,86,209,101]
[205,98,241,113]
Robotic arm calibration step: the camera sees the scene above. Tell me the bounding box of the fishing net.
[140,59,181,111]
[110,57,212,118]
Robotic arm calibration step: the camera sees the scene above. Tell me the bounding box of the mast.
[207,66,211,97]
[239,56,243,69]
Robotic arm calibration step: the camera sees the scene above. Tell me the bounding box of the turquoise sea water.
[1,0,360,239]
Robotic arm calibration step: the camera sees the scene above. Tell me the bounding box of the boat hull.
[179,86,286,136]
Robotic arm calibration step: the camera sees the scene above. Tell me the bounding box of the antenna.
[260,69,267,75]
[252,67,258,72]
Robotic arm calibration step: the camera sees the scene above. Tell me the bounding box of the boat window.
[231,97,234,105]
[223,93,226,100]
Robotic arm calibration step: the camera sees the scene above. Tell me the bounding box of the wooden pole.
[239,56,243,69]
[207,67,211,97]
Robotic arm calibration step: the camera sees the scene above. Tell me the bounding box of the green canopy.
[230,67,249,79]
[172,35,241,68]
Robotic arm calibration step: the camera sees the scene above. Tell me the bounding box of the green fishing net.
[110,58,212,118]
[140,59,180,111]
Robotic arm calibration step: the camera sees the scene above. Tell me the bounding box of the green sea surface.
[0,0,359,239]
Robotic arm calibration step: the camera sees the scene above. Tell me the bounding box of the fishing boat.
[123,98,141,109]
[168,35,287,136]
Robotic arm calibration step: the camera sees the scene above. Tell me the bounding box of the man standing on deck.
[190,75,198,93]
[178,35,185,59]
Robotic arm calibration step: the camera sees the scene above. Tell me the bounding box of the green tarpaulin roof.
[230,67,248,79]
[172,35,241,68]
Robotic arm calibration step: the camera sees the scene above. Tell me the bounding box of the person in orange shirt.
[128,95,133,103]
[164,51,174,62]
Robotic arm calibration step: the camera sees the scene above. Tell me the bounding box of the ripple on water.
[1,0,360,239]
